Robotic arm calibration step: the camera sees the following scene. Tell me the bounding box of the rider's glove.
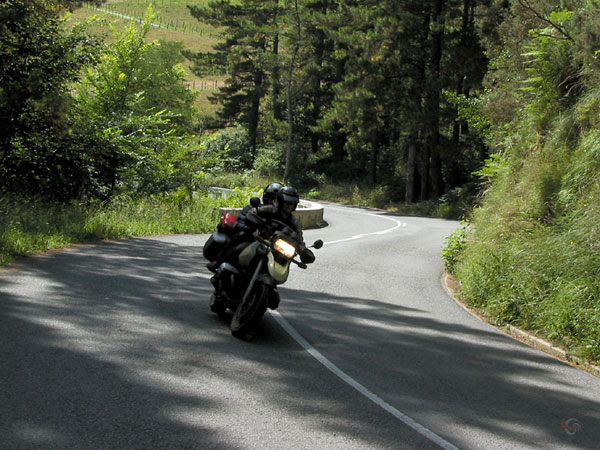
[299,248,315,264]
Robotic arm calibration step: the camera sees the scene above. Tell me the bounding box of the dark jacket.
[244,205,315,264]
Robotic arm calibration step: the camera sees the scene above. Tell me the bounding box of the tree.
[187,0,493,203]
[73,8,200,196]
[0,0,99,199]
[278,0,337,182]
[188,0,281,158]
[421,0,445,201]
[318,0,436,190]
[266,0,348,184]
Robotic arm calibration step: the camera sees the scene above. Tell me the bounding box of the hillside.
[71,0,223,115]
[446,2,600,365]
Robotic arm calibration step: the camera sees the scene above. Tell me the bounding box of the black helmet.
[262,182,282,205]
[277,185,299,212]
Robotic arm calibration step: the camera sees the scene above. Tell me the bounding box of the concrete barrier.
[293,199,327,229]
[208,186,326,229]
[219,199,326,230]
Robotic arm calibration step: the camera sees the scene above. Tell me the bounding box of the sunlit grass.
[445,123,600,363]
[0,191,255,266]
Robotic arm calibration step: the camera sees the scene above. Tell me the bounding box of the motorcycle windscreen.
[267,252,290,284]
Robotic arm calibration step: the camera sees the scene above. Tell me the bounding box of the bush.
[441,224,469,275]
[0,188,260,266]
[203,126,253,172]
[253,142,285,177]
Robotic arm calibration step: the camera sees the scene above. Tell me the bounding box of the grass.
[0,190,255,266]
[443,118,600,365]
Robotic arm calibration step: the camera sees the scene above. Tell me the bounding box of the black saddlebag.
[203,232,230,261]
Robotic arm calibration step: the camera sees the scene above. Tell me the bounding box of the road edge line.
[270,310,460,450]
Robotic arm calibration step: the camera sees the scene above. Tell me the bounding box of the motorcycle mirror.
[312,239,324,250]
[250,197,261,207]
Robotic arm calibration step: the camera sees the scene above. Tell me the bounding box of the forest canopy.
[1,0,495,207]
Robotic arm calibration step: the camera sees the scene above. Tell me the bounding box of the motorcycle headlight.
[273,238,296,258]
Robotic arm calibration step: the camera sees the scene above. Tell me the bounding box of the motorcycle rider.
[209,184,315,319]
[239,182,282,220]
[245,185,315,264]
[206,182,282,272]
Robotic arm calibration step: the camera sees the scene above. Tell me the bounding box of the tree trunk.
[310,32,326,155]
[271,2,283,122]
[405,138,418,203]
[453,0,471,146]
[423,0,446,200]
[370,130,377,186]
[283,0,301,183]
[248,73,262,158]
[329,131,347,164]
[420,143,430,201]
[284,68,294,183]
[408,9,430,202]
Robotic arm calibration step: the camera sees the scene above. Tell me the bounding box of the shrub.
[441,224,469,275]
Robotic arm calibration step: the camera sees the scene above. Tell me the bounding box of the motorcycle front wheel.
[230,283,269,339]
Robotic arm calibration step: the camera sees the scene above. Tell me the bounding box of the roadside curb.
[441,272,600,379]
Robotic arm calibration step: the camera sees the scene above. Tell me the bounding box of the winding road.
[1,202,599,449]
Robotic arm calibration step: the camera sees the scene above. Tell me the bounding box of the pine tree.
[188,0,281,158]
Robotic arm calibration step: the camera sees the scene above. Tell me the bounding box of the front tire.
[230,284,269,339]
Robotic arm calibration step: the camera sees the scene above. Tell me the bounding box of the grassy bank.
[0,190,254,266]
[443,140,600,364]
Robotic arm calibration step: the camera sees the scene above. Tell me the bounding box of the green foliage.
[435,184,480,220]
[520,15,576,130]
[0,187,260,266]
[188,0,280,154]
[441,224,469,275]
[184,0,492,199]
[203,170,272,192]
[72,6,202,197]
[453,1,600,363]
[445,90,491,138]
[0,2,204,201]
[472,153,506,182]
[200,125,253,172]
[0,0,100,200]
[253,143,285,177]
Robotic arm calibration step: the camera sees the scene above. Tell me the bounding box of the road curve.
[0,202,599,449]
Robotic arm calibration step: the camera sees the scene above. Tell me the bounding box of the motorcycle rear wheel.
[230,284,269,339]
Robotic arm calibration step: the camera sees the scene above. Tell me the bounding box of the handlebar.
[293,259,307,269]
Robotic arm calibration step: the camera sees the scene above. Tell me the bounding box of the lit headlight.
[273,239,296,258]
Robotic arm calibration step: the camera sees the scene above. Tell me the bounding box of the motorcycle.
[207,213,323,340]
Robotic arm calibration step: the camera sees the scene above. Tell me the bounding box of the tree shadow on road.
[0,237,597,449]
[265,286,600,449]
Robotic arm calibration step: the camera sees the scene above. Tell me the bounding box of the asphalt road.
[1,202,599,449]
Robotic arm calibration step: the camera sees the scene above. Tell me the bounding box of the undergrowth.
[442,5,600,364]
[0,188,256,266]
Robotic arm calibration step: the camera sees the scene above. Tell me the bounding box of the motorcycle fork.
[240,257,265,306]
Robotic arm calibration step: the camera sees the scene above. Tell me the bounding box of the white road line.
[202,208,456,448]
[270,310,460,450]
[324,209,407,245]
[274,208,460,448]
